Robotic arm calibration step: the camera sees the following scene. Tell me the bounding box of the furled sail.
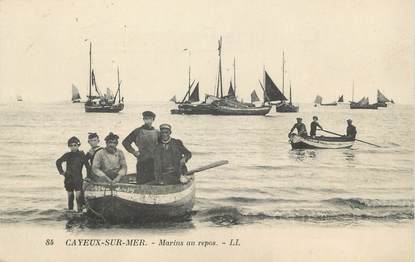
[264,71,287,102]
[314,95,323,104]
[72,84,81,102]
[188,82,200,102]
[377,90,390,103]
[337,95,344,102]
[251,90,260,103]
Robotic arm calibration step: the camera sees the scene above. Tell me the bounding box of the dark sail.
[265,71,287,101]
[337,95,344,102]
[251,90,260,103]
[72,84,81,101]
[227,81,235,98]
[188,82,200,102]
[314,95,322,104]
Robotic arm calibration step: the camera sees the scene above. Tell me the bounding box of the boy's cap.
[68,136,81,146]
[296,117,302,120]
[142,111,156,118]
[347,119,353,123]
[313,116,318,120]
[160,123,172,131]
[104,132,119,142]
[88,132,99,139]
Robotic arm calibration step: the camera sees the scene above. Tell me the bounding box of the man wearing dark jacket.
[122,111,159,184]
[153,124,192,185]
[346,119,357,139]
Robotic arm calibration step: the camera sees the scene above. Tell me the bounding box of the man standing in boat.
[310,116,323,138]
[345,119,357,140]
[92,132,127,183]
[288,117,308,138]
[122,111,159,184]
[153,124,192,185]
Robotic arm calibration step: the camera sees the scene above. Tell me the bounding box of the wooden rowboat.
[289,134,354,149]
[83,174,195,222]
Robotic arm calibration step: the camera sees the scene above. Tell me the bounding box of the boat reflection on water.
[289,149,318,161]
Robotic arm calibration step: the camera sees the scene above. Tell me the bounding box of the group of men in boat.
[288,116,357,139]
[56,111,191,212]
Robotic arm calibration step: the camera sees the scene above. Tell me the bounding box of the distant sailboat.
[84,42,124,113]
[376,90,391,107]
[16,95,23,102]
[72,84,81,103]
[169,95,177,103]
[350,96,378,109]
[314,95,322,106]
[263,68,298,113]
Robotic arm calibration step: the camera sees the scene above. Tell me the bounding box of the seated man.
[345,119,357,140]
[153,124,192,185]
[288,117,307,138]
[92,132,127,183]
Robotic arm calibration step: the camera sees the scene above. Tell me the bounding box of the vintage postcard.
[0,0,413,261]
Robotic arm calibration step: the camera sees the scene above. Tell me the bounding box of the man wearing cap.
[288,117,308,138]
[346,119,357,139]
[310,116,323,138]
[85,133,103,175]
[122,111,159,184]
[93,132,127,183]
[153,124,192,185]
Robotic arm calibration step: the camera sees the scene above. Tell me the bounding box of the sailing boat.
[376,90,391,107]
[169,95,177,103]
[84,43,124,113]
[251,90,260,104]
[16,95,23,102]
[350,96,378,109]
[71,84,81,103]
[314,95,322,107]
[274,52,299,113]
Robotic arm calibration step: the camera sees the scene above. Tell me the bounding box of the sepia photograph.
[0,0,413,261]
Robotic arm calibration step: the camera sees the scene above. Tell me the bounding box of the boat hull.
[289,134,354,149]
[212,105,271,115]
[84,176,195,222]
[350,103,378,110]
[171,103,216,115]
[276,103,299,113]
[84,103,124,113]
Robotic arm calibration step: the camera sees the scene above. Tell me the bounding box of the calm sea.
[0,101,413,230]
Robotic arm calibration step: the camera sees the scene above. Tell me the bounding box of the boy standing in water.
[56,136,90,212]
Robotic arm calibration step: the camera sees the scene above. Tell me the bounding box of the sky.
[0,0,413,104]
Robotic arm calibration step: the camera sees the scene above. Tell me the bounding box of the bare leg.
[75,191,82,212]
[67,191,74,210]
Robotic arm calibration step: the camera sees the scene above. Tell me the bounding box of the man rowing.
[345,119,357,139]
[310,116,323,137]
[122,111,159,184]
[153,124,192,185]
[288,117,307,138]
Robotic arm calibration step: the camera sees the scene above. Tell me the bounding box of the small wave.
[213,197,309,204]
[325,198,414,209]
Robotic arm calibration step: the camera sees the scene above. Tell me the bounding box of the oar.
[185,160,229,175]
[320,129,381,148]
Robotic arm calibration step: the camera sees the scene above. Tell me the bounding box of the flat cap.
[159,123,172,131]
[142,111,156,118]
[68,136,81,146]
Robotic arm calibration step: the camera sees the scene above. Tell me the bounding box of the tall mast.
[289,81,292,104]
[188,50,191,101]
[263,66,266,104]
[89,42,92,99]
[233,57,236,97]
[217,36,223,98]
[117,67,121,103]
[352,80,355,102]
[282,51,285,95]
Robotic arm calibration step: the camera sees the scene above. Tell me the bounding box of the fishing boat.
[350,96,378,109]
[375,90,392,107]
[71,84,81,103]
[83,174,195,222]
[16,95,23,102]
[84,43,124,113]
[289,134,355,149]
[172,37,271,116]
